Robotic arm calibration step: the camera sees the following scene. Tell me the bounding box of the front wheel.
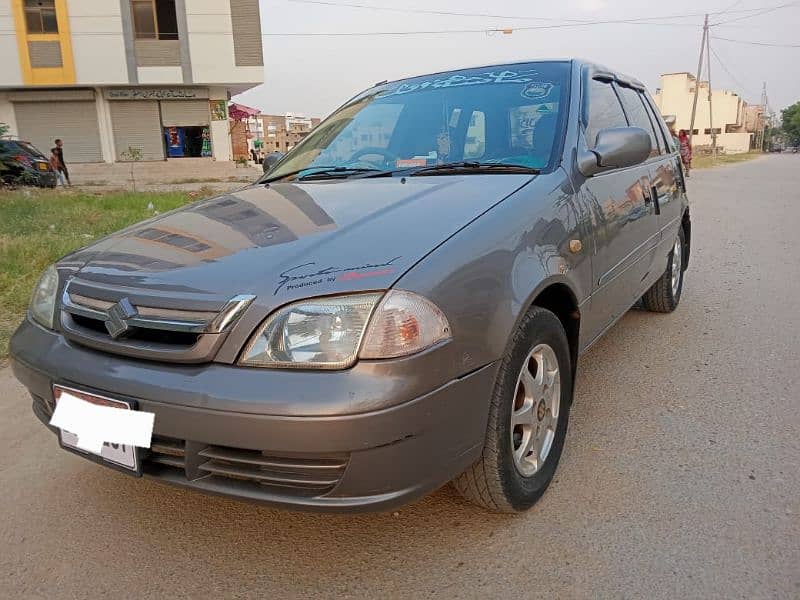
[641,227,685,313]
[454,306,572,512]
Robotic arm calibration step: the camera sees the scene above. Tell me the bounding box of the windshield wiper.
[261,165,380,184]
[296,166,382,181]
[409,161,541,176]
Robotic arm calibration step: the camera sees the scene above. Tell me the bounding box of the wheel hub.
[509,344,561,477]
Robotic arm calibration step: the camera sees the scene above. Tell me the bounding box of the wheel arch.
[520,278,581,379]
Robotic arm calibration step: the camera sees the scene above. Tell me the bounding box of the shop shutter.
[110,101,164,161]
[230,0,263,66]
[13,101,102,163]
[160,100,210,127]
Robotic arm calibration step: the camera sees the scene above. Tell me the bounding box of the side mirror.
[262,152,285,173]
[577,127,652,177]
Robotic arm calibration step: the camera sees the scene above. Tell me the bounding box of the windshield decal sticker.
[378,69,540,98]
[275,257,402,294]
[521,82,554,100]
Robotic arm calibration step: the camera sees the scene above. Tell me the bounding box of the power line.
[717,0,745,14]
[288,0,800,21]
[712,35,800,47]
[286,0,708,23]
[709,45,759,99]
[710,0,800,25]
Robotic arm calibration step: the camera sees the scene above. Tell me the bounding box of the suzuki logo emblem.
[104,298,138,339]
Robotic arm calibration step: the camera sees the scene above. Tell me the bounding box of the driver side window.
[585,79,627,149]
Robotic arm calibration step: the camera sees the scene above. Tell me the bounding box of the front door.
[580,77,660,343]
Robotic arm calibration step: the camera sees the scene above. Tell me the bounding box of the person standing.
[678,129,692,178]
[49,148,65,186]
[53,138,70,185]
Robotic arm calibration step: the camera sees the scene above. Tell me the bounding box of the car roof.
[375,58,646,91]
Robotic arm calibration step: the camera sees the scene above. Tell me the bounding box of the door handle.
[651,185,661,215]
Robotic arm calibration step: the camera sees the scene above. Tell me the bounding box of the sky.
[233,0,800,119]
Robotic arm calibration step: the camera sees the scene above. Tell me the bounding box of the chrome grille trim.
[61,282,255,335]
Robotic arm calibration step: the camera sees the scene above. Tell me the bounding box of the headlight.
[30,264,59,329]
[240,290,451,369]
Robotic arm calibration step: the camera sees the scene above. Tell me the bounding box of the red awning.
[228,102,261,121]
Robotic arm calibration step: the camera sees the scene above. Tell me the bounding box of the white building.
[654,72,753,154]
[0,0,263,162]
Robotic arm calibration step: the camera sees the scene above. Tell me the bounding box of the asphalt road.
[1,155,798,599]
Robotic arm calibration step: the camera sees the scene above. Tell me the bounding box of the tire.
[641,226,685,313]
[454,306,573,512]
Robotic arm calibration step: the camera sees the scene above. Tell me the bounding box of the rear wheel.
[454,306,572,512]
[641,227,685,313]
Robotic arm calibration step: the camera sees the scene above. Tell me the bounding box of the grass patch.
[693,151,762,170]
[0,188,196,360]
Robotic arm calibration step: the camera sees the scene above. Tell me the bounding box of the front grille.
[58,280,255,363]
[145,436,349,497]
[70,314,200,347]
[148,437,186,470]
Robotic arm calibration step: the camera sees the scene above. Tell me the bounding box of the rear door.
[580,77,660,342]
[642,90,684,255]
[615,83,677,297]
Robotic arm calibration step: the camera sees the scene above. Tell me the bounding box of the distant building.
[0,0,263,163]
[654,72,762,154]
[260,113,320,153]
[228,102,262,161]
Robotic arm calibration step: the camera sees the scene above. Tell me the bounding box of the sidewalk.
[66,158,262,191]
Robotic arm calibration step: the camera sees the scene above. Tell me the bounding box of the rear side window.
[585,79,627,148]
[642,92,675,153]
[616,86,660,157]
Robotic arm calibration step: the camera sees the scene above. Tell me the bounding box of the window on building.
[24,0,58,33]
[131,0,179,40]
[616,85,661,157]
[585,79,627,148]
[691,129,699,135]
[704,128,722,135]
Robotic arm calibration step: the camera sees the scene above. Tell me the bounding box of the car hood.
[63,175,533,312]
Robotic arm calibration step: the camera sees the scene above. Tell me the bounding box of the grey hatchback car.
[11,59,690,513]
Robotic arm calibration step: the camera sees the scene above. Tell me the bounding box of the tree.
[120,146,143,192]
[0,122,9,137]
[782,102,800,146]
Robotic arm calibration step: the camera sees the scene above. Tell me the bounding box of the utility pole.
[688,14,708,148]
[705,27,716,159]
[757,82,767,152]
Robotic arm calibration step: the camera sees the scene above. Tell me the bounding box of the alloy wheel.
[510,344,561,476]
[671,235,683,297]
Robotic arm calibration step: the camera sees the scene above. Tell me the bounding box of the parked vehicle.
[0,139,57,187]
[10,59,690,513]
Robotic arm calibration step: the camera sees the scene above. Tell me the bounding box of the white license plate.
[53,385,141,472]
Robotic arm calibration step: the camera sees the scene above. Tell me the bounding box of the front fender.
[394,172,592,381]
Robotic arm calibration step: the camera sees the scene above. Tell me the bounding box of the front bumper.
[10,319,497,512]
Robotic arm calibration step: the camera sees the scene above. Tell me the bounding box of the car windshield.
[265,61,569,181]
[14,141,46,158]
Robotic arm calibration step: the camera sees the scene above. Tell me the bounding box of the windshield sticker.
[378,69,540,98]
[521,82,554,100]
[396,158,427,168]
[275,257,402,295]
